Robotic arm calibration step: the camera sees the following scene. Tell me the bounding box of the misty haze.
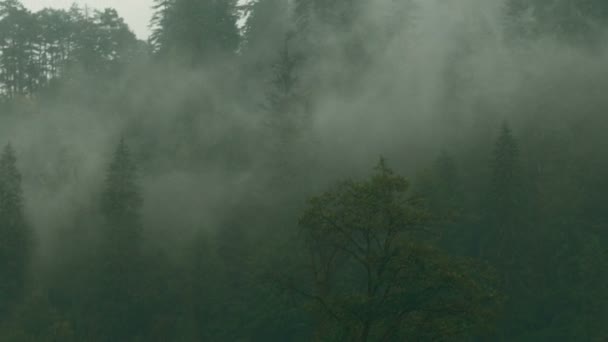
[0,0,608,341]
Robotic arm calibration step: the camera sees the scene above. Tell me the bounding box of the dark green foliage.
[0,1,608,341]
[0,1,37,97]
[0,144,28,318]
[94,140,146,341]
[488,122,523,225]
[241,0,291,63]
[0,0,138,98]
[298,159,500,341]
[264,35,309,176]
[101,139,142,238]
[150,0,240,64]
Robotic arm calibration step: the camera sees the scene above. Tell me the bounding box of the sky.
[20,0,154,39]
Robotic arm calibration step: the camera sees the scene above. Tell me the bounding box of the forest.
[0,0,608,340]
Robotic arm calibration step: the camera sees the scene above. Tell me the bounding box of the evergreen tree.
[0,144,29,317]
[430,150,462,218]
[489,122,522,225]
[293,0,369,90]
[266,36,304,148]
[241,0,291,64]
[150,0,240,65]
[477,122,524,262]
[0,0,39,97]
[0,2,138,97]
[260,34,314,190]
[96,139,144,340]
[101,139,141,239]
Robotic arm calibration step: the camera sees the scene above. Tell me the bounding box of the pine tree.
[266,36,303,147]
[480,122,527,309]
[432,150,462,216]
[101,141,140,230]
[261,35,313,189]
[242,0,291,63]
[150,0,240,64]
[489,122,522,225]
[0,0,39,97]
[0,144,29,317]
[97,139,144,340]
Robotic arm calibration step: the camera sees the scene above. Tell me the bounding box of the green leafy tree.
[297,158,499,341]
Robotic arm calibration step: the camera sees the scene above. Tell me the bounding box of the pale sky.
[21,0,154,39]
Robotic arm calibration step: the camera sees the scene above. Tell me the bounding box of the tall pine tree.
[489,122,522,225]
[101,138,142,244]
[0,144,29,317]
[150,0,240,65]
[96,139,144,340]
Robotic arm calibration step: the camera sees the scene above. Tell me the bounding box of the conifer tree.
[101,138,141,238]
[242,0,291,63]
[489,122,522,225]
[266,36,303,147]
[431,150,462,217]
[0,144,29,317]
[150,0,240,64]
[97,139,144,340]
[481,122,527,309]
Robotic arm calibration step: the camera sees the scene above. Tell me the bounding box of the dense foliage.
[0,0,607,340]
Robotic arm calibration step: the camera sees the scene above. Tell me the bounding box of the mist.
[1,0,607,340]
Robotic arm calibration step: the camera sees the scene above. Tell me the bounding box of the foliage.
[0,144,29,318]
[298,159,500,341]
[0,0,138,98]
[0,1,607,341]
[150,0,240,65]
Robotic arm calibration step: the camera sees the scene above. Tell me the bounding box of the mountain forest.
[0,0,608,341]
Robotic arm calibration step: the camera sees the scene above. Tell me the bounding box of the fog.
[1,0,608,340]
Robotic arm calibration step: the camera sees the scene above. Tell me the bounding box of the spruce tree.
[261,36,313,189]
[432,150,462,217]
[97,139,144,340]
[266,36,303,147]
[150,0,240,64]
[489,122,522,225]
[242,0,291,63]
[101,138,142,241]
[0,144,29,317]
[483,122,526,310]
